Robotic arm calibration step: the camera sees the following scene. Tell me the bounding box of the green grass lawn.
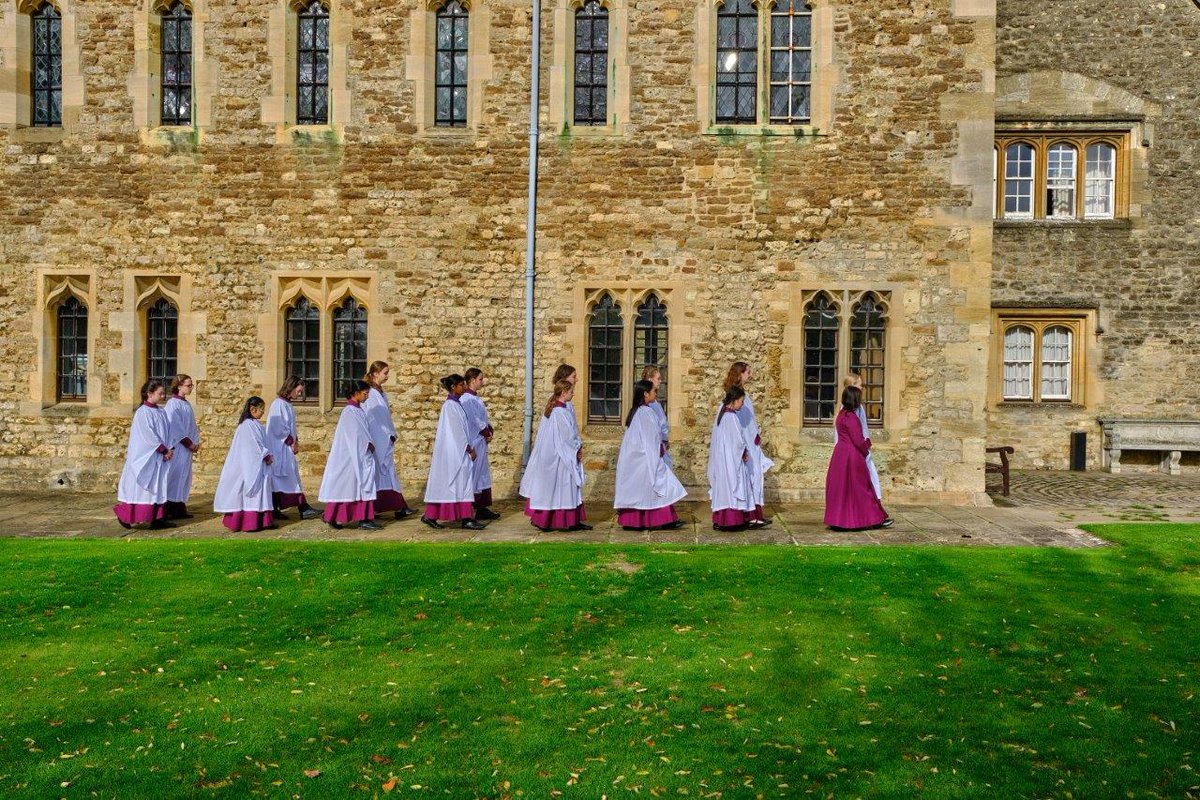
[1,525,1197,799]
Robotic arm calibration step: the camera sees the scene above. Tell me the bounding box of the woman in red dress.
[824,386,894,531]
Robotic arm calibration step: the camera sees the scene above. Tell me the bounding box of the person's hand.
[742,450,749,463]
[164,448,174,462]
[576,447,583,463]
[468,446,477,461]
[484,431,493,444]
[291,442,299,455]
[264,454,274,465]
[191,443,201,454]
[367,442,376,454]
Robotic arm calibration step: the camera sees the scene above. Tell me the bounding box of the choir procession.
[114,361,895,535]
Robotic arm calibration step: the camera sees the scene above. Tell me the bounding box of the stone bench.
[1099,418,1200,476]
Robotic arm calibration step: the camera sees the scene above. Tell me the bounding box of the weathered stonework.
[0,0,996,503]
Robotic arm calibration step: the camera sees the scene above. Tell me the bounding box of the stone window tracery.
[331,297,367,398]
[587,293,624,423]
[634,294,669,412]
[995,133,1127,221]
[850,292,886,426]
[802,289,889,426]
[582,288,672,425]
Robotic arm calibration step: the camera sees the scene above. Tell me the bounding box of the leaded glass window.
[634,295,668,412]
[574,0,609,126]
[435,0,469,127]
[803,294,839,423]
[31,2,62,127]
[1002,325,1034,400]
[146,298,178,386]
[160,2,192,126]
[1046,143,1077,219]
[1085,142,1116,219]
[588,294,623,423]
[715,0,757,125]
[1004,143,1035,219]
[297,0,329,125]
[850,293,886,425]
[332,297,368,399]
[285,298,321,402]
[56,296,87,401]
[768,0,811,124]
[1040,326,1072,400]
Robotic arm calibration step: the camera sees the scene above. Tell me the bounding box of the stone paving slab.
[0,490,1114,549]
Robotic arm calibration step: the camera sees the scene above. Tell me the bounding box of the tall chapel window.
[768,0,812,124]
[802,294,838,423]
[296,0,330,125]
[56,296,87,401]
[573,0,609,126]
[435,0,469,127]
[146,298,179,385]
[332,298,368,398]
[634,294,669,411]
[160,2,193,126]
[285,298,321,402]
[715,0,758,125]
[31,2,62,127]
[803,290,890,426]
[588,294,623,423]
[850,293,886,425]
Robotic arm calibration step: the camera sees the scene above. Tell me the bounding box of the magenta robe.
[824,410,887,530]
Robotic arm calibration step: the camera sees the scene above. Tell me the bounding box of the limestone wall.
[0,0,995,503]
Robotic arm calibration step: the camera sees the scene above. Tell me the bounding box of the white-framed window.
[1084,142,1116,220]
[994,312,1089,405]
[1045,143,1077,219]
[995,133,1126,221]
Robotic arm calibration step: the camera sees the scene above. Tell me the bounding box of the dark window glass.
[31,2,62,127]
[715,0,757,124]
[56,296,87,401]
[587,294,623,423]
[332,297,368,399]
[768,0,811,124]
[803,294,838,423]
[285,297,321,402]
[573,0,608,126]
[146,297,179,386]
[160,1,192,126]
[297,0,329,125]
[634,294,668,412]
[435,0,469,127]
[850,293,887,426]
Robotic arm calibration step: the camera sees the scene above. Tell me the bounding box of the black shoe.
[476,507,501,520]
[660,520,686,530]
[263,523,279,530]
[395,507,416,520]
[358,519,382,531]
[713,523,747,532]
[570,522,594,531]
[462,519,487,530]
[329,521,343,529]
[118,521,132,530]
[622,525,645,532]
[299,507,320,520]
[149,520,176,530]
[748,519,771,529]
[878,517,894,529]
[534,524,552,533]
[273,509,290,520]
[421,516,444,529]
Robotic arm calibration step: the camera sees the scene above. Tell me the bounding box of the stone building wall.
[0,0,995,504]
[991,0,1200,470]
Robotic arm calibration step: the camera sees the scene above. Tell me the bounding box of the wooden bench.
[1099,418,1200,476]
[985,446,1014,496]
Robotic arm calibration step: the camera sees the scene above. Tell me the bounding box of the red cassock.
[823,409,887,530]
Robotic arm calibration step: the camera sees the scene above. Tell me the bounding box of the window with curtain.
[1002,325,1035,400]
[332,297,368,398]
[296,0,330,125]
[1046,143,1077,219]
[996,133,1127,220]
[31,2,62,127]
[160,1,193,126]
[56,296,87,401]
[1003,142,1035,219]
[1085,143,1116,219]
[802,293,839,423]
[587,294,623,423]
[573,0,609,126]
[285,298,321,402]
[146,297,179,385]
[435,0,469,127]
[1040,326,1072,400]
[634,294,668,412]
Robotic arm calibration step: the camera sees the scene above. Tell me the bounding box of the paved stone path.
[994,469,1200,522]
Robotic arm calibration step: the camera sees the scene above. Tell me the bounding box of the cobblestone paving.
[992,469,1200,522]
[0,490,1114,548]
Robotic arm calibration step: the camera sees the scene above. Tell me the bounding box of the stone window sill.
[995,401,1087,410]
[800,426,891,443]
[416,126,477,140]
[9,126,66,144]
[558,124,623,139]
[993,218,1132,230]
[705,123,823,138]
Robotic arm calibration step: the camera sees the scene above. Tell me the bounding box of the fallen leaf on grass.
[372,754,393,764]
[382,777,397,792]
[304,769,321,779]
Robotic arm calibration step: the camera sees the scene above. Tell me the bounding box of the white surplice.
[708,406,755,513]
[832,405,882,500]
[116,403,172,506]
[423,396,475,504]
[265,396,305,495]
[213,419,275,513]
[519,404,583,511]
[460,390,493,495]
[614,405,687,510]
[363,387,403,494]
[164,395,200,503]
[734,393,774,506]
[318,402,378,504]
[647,399,672,469]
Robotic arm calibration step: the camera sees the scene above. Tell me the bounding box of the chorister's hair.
[641,364,661,381]
[277,375,304,398]
[238,395,266,424]
[625,380,655,427]
[723,361,750,392]
[722,385,746,408]
[363,360,389,385]
[345,379,372,399]
[545,378,574,418]
[464,367,483,383]
[841,385,863,413]
[842,373,863,390]
[440,374,466,393]
[169,374,192,394]
[552,364,577,384]
[138,379,166,411]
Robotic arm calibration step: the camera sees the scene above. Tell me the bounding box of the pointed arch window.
[146,297,179,385]
[435,0,470,127]
[332,297,368,398]
[56,296,87,401]
[574,0,609,126]
[635,294,669,411]
[31,2,62,127]
[160,2,193,126]
[588,294,624,423]
[285,297,321,402]
[850,293,887,425]
[802,293,839,423]
[297,0,330,125]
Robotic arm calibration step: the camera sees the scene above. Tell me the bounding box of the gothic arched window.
[634,294,669,411]
[802,293,838,422]
[56,296,87,401]
[285,297,321,402]
[146,297,179,385]
[297,0,330,125]
[850,293,887,425]
[332,297,368,398]
[587,294,623,422]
